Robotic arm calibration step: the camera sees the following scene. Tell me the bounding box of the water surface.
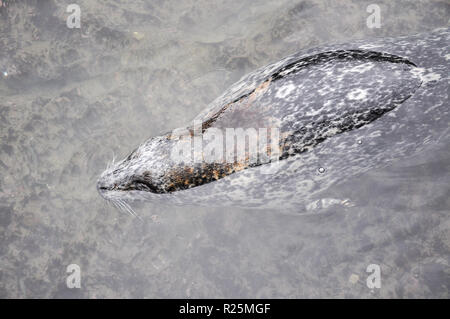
[0,0,449,298]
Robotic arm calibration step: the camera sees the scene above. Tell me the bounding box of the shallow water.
[0,0,449,298]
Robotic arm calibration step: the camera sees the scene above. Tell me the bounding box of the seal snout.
[96,178,109,192]
[97,150,163,196]
[96,165,122,196]
[96,174,112,199]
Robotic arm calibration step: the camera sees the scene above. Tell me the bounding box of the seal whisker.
[105,150,117,172]
[113,200,131,215]
[116,199,131,215]
[119,199,142,220]
[111,199,131,218]
[110,199,120,212]
[115,199,137,219]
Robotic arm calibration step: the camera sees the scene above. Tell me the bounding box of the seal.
[97,27,449,212]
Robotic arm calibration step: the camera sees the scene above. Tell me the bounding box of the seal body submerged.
[98,28,449,211]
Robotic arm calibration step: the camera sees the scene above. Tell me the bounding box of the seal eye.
[133,180,152,191]
[129,178,164,193]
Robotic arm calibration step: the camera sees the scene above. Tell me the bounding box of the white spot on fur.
[347,88,368,100]
[410,67,441,85]
[422,72,441,84]
[276,83,296,99]
[349,62,374,73]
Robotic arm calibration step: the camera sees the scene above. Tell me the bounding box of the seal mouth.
[96,179,112,199]
[96,165,124,198]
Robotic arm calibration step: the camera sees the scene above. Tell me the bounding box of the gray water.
[0,0,449,298]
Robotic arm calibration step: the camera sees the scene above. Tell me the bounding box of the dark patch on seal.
[201,50,417,133]
[271,50,416,81]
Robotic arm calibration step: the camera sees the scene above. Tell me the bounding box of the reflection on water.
[0,0,449,298]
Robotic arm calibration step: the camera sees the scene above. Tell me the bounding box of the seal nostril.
[96,179,109,192]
